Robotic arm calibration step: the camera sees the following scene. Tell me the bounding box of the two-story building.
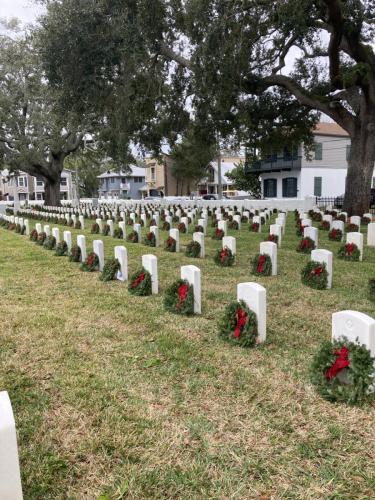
[0,169,76,202]
[97,165,146,199]
[253,122,375,199]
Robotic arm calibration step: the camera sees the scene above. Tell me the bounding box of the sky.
[1,0,45,26]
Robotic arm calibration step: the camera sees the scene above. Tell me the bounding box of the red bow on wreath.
[257,255,266,273]
[216,229,222,237]
[325,345,350,380]
[131,272,145,288]
[346,243,355,255]
[311,266,323,276]
[234,308,247,338]
[220,248,228,263]
[176,283,189,309]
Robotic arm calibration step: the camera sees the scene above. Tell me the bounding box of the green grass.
[1,214,375,499]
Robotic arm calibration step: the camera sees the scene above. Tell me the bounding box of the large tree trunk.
[343,125,375,216]
[44,155,65,206]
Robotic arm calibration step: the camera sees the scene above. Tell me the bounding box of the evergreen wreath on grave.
[8,223,16,231]
[195,224,204,233]
[164,279,194,315]
[319,220,330,230]
[252,253,272,276]
[30,229,38,241]
[218,300,258,348]
[69,245,81,262]
[36,232,47,245]
[128,267,152,296]
[43,235,56,250]
[113,227,123,239]
[296,236,316,253]
[310,339,375,405]
[211,218,218,228]
[126,230,139,243]
[301,261,328,290]
[15,223,21,233]
[80,251,100,272]
[21,225,26,235]
[228,220,239,230]
[74,221,82,230]
[368,278,375,303]
[241,215,249,223]
[266,233,278,244]
[172,215,179,223]
[55,240,68,257]
[212,228,224,240]
[127,218,134,225]
[99,258,121,282]
[68,219,74,227]
[91,223,100,234]
[178,222,187,233]
[185,240,201,258]
[58,218,67,226]
[149,218,157,227]
[338,242,360,261]
[346,223,359,232]
[162,221,171,231]
[250,222,259,232]
[362,216,372,225]
[164,236,176,252]
[214,246,235,267]
[102,224,110,236]
[296,224,305,237]
[329,228,343,241]
[144,231,156,247]
[312,212,323,222]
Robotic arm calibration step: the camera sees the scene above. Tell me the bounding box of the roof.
[97,165,146,179]
[313,122,349,137]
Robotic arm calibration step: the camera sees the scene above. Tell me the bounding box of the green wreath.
[30,229,38,241]
[128,267,152,296]
[162,221,171,231]
[250,222,259,232]
[212,228,224,240]
[165,236,176,252]
[319,220,331,231]
[338,243,360,261]
[346,223,359,232]
[266,234,278,244]
[80,252,100,272]
[36,232,46,245]
[43,235,56,250]
[329,228,343,241]
[55,240,68,257]
[21,225,26,235]
[228,220,239,230]
[102,224,110,236]
[178,222,187,233]
[301,261,328,290]
[100,258,121,282]
[310,339,375,405]
[214,247,235,266]
[218,300,258,348]
[113,227,123,239]
[126,230,139,243]
[91,223,100,234]
[185,240,201,258]
[195,225,204,233]
[164,279,194,315]
[69,245,82,262]
[252,253,272,276]
[362,216,372,225]
[144,231,156,247]
[296,236,316,253]
[74,221,82,230]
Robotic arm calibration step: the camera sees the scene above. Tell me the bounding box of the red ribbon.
[176,283,189,309]
[147,232,153,241]
[220,248,228,263]
[325,346,350,380]
[234,308,248,338]
[346,243,355,255]
[257,255,266,273]
[311,266,323,276]
[131,272,145,289]
[216,228,222,237]
[252,223,259,232]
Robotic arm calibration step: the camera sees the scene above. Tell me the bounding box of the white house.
[257,123,372,199]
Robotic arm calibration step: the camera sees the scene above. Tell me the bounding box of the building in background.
[97,165,146,199]
[253,122,373,199]
[0,169,76,202]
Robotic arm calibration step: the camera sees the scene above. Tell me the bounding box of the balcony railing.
[251,155,302,172]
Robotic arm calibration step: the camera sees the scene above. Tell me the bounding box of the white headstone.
[93,240,104,271]
[218,220,228,236]
[107,219,114,237]
[79,215,85,230]
[222,236,236,255]
[237,282,266,343]
[150,226,159,246]
[346,232,363,261]
[52,227,60,245]
[311,249,333,289]
[63,231,72,252]
[142,254,158,294]
[193,232,205,258]
[269,224,282,246]
[24,220,30,236]
[259,241,277,276]
[169,228,180,252]
[332,220,345,234]
[233,214,241,229]
[119,221,126,239]
[181,265,201,314]
[77,235,87,262]
[253,215,261,232]
[114,246,128,281]
[0,392,23,500]
[367,222,375,246]
[181,216,189,232]
[43,225,50,236]
[301,218,312,227]
[134,223,141,242]
[332,310,375,357]
[304,226,319,247]
[350,215,361,228]
[95,218,103,232]
[323,214,333,227]
[197,218,206,234]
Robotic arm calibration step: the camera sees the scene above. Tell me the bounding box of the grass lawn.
[1,213,375,499]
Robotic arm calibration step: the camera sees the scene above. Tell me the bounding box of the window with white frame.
[17,176,27,188]
[60,178,67,186]
[36,177,44,186]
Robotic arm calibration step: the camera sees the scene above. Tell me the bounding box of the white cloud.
[1,0,45,25]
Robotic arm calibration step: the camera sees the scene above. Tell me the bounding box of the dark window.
[346,145,351,161]
[283,147,298,161]
[121,177,126,183]
[110,177,115,183]
[282,177,297,198]
[314,176,322,196]
[60,178,67,186]
[264,178,277,198]
[314,143,323,160]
